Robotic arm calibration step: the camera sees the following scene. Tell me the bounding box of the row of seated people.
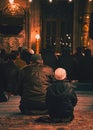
[0,45,93,83]
[0,45,93,96]
[0,46,92,123]
[41,46,93,83]
[0,46,93,96]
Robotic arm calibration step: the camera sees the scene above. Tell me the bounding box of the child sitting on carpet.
[35,68,77,123]
[46,68,77,123]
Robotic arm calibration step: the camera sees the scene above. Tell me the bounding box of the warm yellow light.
[3,1,24,16]
[35,34,40,54]
[88,41,90,46]
[9,0,14,4]
[69,0,72,2]
[29,0,32,2]
[49,0,52,3]
[35,34,40,40]
[86,16,90,19]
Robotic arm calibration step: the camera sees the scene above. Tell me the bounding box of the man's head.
[31,54,43,63]
[54,68,67,80]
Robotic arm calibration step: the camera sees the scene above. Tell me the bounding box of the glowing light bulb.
[69,0,72,2]
[89,0,92,2]
[49,0,52,3]
[9,0,14,4]
[35,34,40,40]
[29,0,32,2]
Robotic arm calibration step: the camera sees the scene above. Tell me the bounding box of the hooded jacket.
[46,80,77,118]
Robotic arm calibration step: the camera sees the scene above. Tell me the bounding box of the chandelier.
[2,0,25,17]
[0,0,25,35]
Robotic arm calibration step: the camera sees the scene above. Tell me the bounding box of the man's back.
[17,54,54,115]
[18,63,54,102]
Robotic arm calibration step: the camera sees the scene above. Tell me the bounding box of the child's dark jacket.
[46,80,77,119]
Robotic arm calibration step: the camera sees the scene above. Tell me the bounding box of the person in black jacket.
[18,54,54,115]
[46,68,77,123]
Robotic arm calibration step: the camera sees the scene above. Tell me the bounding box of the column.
[29,0,41,54]
[73,0,79,54]
[25,1,31,48]
[81,0,92,47]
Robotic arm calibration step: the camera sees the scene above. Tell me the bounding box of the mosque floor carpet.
[0,91,93,130]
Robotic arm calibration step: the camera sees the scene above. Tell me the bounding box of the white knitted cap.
[29,49,34,54]
[54,68,67,80]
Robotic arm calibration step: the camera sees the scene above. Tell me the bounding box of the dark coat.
[3,60,20,94]
[18,62,54,111]
[41,51,58,70]
[0,63,7,102]
[46,80,77,119]
[58,55,78,81]
[0,63,6,94]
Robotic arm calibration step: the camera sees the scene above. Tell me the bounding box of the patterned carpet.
[0,92,93,130]
[0,110,93,130]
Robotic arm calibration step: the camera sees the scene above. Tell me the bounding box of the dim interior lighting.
[35,34,40,54]
[66,34,69,36]
[86,15,90,19]
[3,0,25,16]
[29,0,32,2]
[88,41,90,46]
[68,36,71,39]
[35,34,40,40]
[68,0,72,2]
[9,0,14,4]
[49,0,52,3]
[89,0,92,2]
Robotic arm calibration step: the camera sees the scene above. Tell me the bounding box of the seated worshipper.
[14,50,27,69]
[18,54,54,115]
[3,51,20,96]
[45,68,77,123]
